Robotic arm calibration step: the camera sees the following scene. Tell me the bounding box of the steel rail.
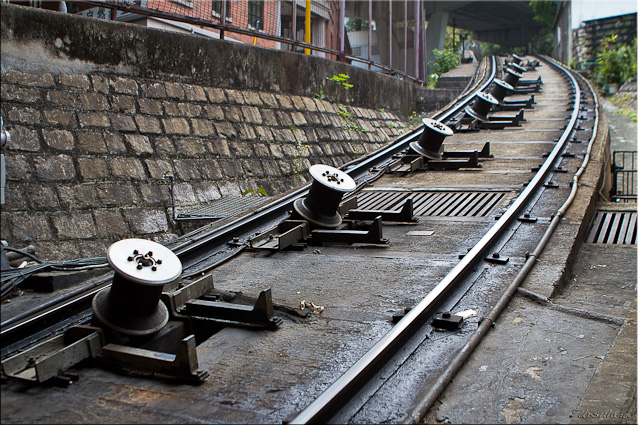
[288,55,583,424]
[0,57,496,354]
[404,55,599,424]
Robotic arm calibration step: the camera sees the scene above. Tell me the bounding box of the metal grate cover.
[587,211,637,245]
[354,190,507,217]
[177,196,272,221]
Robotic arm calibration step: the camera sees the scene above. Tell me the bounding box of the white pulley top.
[308,164,356,192]
[107,238,182,285]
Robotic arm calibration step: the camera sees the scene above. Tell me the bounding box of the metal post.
[368,0,372,70]
[388,0,392,69]
[404,0,407,73]
[423,2,427,78]
[220,0,226,40]
[414,0,420,79]
[453,17,456,50]
[305,0,311,55]
[292,0,297,50]
[339,0,345,62]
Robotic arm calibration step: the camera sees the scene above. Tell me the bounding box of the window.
[212,0,231,20]
[247,0,263,30]
[172,0,194,8]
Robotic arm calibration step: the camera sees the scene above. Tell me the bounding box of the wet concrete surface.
[424,92,637,424]
[602,97,637,152]
[426,237,636,424]
[1,59,633,424]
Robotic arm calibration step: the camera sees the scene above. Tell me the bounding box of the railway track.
[1,54,602,424]
[0,56,495,355]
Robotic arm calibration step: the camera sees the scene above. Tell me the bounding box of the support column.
[425,10,448,73]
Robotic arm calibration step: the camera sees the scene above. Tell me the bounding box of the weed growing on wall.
[315,73,353,101]
[326,73,354,89]
[242,188,268,197]
[338,106,376,134]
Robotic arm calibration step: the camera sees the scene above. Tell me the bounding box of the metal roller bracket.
[1,325,104,384]
[184,288,283,330]
[100,334,208,383]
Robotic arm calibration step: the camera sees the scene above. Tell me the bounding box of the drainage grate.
[176,196,272,221]
[586,211,637,245]
[354,190,508,217]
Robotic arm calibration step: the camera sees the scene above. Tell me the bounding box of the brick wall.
[0,4,458,262]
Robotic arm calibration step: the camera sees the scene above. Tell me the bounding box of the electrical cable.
[1,255,109,301]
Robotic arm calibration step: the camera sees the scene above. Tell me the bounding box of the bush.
[428,48,460,76]
[595,36,637,88]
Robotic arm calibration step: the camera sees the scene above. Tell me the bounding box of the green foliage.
[326,73,354,89]
[480,42,502,57]
[337,105,375,134]
[616,107,638,123]
[534,32,554,56]
[529,0,557,55]
[428,48,460,76]
[529,0,557,26]
[610,92,637,122]
[443,26,473,51]
[426,48,460,87]
[407,111,425,128]
[594,36,637,87]
[316,73,353,101]
[242,187,268,197]
[427,73,438,89]
[337,105,352,120]
[346,17,369,32]
[567,57,580,70]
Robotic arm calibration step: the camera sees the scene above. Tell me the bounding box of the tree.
[529,0,557,55]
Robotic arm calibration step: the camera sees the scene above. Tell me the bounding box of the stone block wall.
[1,67,413,261]
[0,4,460,262]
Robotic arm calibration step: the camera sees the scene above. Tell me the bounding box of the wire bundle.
[1,247,108,301]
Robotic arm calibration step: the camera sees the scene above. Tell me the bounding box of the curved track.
[1,57,498,352]
[289,54,596,424]
[1,54,602,425]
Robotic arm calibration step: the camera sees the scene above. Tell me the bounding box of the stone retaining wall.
[0,4,460,261]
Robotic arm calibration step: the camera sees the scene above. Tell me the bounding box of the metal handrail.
[76,0,428,85]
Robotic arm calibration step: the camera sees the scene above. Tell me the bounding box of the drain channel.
[354,190,507,217]
[587,211,637,245]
